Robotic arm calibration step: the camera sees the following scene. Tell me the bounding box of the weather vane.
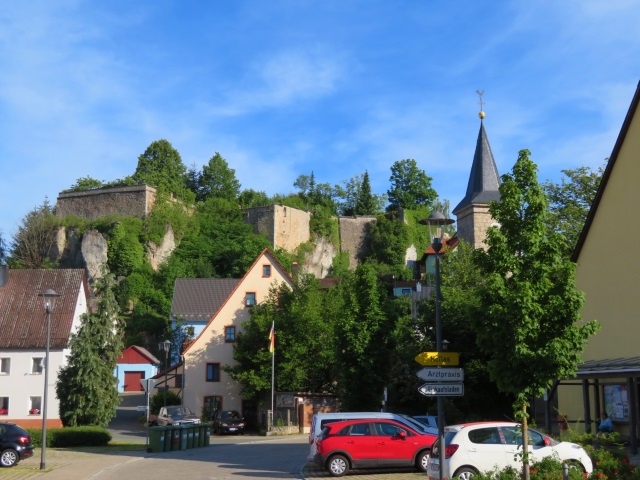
[476,90,485,120]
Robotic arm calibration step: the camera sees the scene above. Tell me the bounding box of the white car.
[426,421,593,480]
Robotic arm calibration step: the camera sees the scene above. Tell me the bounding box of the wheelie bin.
[204,424,211,446]
[171,425,181,451]
[187,424,194,449]
[197,423,205,447]
[149,426,167,453]
[179,425,188,450]
[163,425,173,451]
[193,423,200,447]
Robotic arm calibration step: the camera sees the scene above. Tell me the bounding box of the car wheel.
[0,449,19,468]
[453,467,478,480]
[327,454,349,477]
[416,450,430,472]
[566,460,586,474]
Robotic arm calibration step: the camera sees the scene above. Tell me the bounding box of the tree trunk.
[522,403,530,480]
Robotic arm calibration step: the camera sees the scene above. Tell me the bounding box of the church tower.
[452,99,501,250]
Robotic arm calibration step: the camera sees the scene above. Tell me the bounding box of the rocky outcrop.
[81,230,108,284]
[302,237,337,278]
[147,224,176,270]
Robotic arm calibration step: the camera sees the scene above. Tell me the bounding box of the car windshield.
[168,407,190,416]
[221,411,240,419]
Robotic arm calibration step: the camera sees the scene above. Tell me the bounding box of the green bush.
[150,390,182,415]
[27,426,111,447]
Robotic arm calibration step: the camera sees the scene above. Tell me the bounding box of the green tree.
[132,139,193,202]
[226,276,337,397]
[354,171,379,215]
[9,198,59,269]
[474,150,599,478]
[386,159,437,212]
[418,240,515,421]
[0,230,7,265]
[334,264,392,410]
[365,213,411,277]
[542,164,604,256]
[66,176,104,192]
[336,172,385,216]
[56,270,125,427]
[238,189,271,208]
[196,152,241,202]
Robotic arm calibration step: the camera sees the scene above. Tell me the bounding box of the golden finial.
[476,90,485,119]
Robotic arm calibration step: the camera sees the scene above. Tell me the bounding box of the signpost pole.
[434,238,445,480]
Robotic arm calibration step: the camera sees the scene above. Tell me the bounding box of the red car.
[314,418,436,477]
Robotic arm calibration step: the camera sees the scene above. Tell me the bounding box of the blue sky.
[1,1,639,240]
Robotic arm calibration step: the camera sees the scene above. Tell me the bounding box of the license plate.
[229,427,237,431]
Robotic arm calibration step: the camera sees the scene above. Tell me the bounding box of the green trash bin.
[196,423,204,447]
[187,424,194,449]
[171,425,181,451]
[149,426,166,453]
[204,424,211,446]
[193,423,200,447]
[179,425,188,450]
[163,425,173,452]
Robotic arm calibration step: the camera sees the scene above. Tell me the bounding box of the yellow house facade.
[556,81,640,453]
[178,249,294,427]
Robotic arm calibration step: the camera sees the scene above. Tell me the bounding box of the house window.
[206,363,220,382]
[0,397,8,415]
[225,326,236,342]
[0,358,10,374]
[203,395,222,419]
[29,396,42,415]
[245,292,256,307]
[262,265,271,277]
[32,357,44,374]
[175,373,183,388]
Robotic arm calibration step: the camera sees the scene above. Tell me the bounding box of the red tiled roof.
[0,268,88,349]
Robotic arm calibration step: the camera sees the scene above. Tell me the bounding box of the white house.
[0,266,89,428]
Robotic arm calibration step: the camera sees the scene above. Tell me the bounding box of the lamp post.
[38,288,60,471]
[158,340,171,408]
[419,211,454,480]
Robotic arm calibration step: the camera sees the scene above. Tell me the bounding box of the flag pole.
[269,321,275,431]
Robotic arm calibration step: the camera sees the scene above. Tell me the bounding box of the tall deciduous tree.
[132,139,193,201]
[56,270,125,426]
[386,159,437,212]
[474,150,599,478]
[334,264,393,411]
[9,198,59,269]
[542,164,604,256]
[196,152,241,202]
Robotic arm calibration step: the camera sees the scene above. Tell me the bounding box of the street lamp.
[158,340,171,409]
[38,288,60,471]
[419,211,454,480]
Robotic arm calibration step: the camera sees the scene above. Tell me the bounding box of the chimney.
[291,262,299,279]
[0,265,8,287]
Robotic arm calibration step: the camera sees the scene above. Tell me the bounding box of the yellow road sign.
[415,351,459,366]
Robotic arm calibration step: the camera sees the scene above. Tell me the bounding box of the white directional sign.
[418,383,464,397]
[417,367,464,382]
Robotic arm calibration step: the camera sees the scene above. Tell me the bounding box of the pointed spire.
[452,101,500,215]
